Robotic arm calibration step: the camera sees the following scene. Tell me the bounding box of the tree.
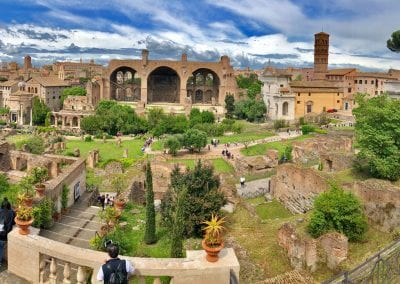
[308,184,367,241]
[236,74,263,99]
[234,99,266,122]
[0,173,10,193]
[181,129,207,152]
[61,86,86,106]
[387,30,400,52]
[147,108,166,131]
[44,112,51,127]
[170,187,187,258]
[164,135,181,156]
[201,110,215,124]
[161,161,226,237]
[353,94,400,180]
[32,97,50,126]
[224,94,235,118]
[189,108,202,127]
[144,161,157,244]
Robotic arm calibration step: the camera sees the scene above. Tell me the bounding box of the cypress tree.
[144,161,157,244]
[170,187,187,258]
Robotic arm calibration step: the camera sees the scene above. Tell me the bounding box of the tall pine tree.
[144,161,157,244]
[170,187,187,258]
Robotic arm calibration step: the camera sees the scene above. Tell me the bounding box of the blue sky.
[1,0,400,70]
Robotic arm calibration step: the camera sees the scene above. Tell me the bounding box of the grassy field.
[241,134,314,156]
[246,197,293,220]
[212,132,274,144]
[6,134,35,149]
[167,158,234,174]
[63,139,144,161]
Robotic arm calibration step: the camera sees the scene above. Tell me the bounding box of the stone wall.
[278,223,348,272]
[345,179,400,232]
[235,150,279,173]
[270,163,328,214]
[272,163,400,232]
[292,134,353,164]
[277,223,318,272]
[320,151,354,172]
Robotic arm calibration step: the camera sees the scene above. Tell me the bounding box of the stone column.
[141,74,148,104]
[180,75,187,104]
[54,115,58,127]
[29,108,33,126]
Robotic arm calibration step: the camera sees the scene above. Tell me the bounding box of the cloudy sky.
[1,0,400,70]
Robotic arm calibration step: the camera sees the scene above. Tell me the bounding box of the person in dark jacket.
[0,197,15,266]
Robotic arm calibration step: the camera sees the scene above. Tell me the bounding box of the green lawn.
[241,134,314,156]
[246,197,293,220]
[167,158,234,174]
[6,134,35,149]
[63,139,144,161]
[212,131,274,144]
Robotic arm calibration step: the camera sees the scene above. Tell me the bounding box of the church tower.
[24,55,32,70]
[313,32,329,80]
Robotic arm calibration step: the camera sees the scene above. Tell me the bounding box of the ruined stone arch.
[147,66,180,103]
[187,68,220,105]
[110,66,141,101]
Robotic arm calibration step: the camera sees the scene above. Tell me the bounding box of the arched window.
[306,101,313,113]
[282,102,289,116]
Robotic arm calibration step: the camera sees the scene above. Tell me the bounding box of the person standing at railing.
[97,243,135,283]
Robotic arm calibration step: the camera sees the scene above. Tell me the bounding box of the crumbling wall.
[270,163,328,214]
[235,149,279,173]
[320,151,354,172]
[319,232,348,270]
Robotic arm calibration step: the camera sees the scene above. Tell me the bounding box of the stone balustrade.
[8,228,240,284]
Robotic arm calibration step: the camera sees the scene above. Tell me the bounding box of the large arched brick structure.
[101,50,238,108]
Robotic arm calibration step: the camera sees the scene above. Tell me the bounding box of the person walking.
[97,243,135,283]
[240,176,245,188]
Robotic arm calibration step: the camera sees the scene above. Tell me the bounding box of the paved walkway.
[236,178,270,198]
[39,192,101,249]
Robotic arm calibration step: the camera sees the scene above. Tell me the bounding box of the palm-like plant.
[202,214,226,247]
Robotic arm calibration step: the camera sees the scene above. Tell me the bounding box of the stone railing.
[8,228,240,284]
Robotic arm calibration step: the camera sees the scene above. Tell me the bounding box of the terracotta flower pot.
[115,200,126,210]
[14,217,34,235]
[201,239,224,262]
[35,184,46,197]
[23,197,34,207]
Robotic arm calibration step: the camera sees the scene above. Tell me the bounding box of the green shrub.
[301,124,316,135]
[119,158,134,168]
[273,119,287,130]
[61,184,69,210]
[164,135,181,156]
[193,123,224,136]
[0,120,7,126]
[32,197,54,229]
[314,128,328,134]
[308,185,368,241]
[17,136,44,154]
[84,135,93,142]
[299,117,305,125]
[0,173,10,192]
[36,126,56,133]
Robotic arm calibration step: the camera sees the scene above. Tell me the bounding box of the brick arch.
[186,68,220,105]
[147,66,180,103]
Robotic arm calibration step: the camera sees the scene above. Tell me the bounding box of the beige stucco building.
[26,76,70,111]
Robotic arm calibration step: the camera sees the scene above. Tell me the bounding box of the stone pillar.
[141,74,148,104]
[29,108,33,126]
[54,115,58,127]
[78,117,81,129]
[180,76,187,104]
[123,149,128,158]
[50,162,59,178]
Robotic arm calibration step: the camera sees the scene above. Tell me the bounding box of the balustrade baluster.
[77,265,86,284]
[63,262,71,284]
[39,258,46,284]
[49,258,57,284]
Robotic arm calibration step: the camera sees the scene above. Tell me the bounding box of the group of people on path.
[98,194,115,210]
[141,137,154,152]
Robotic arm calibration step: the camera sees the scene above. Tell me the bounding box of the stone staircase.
[40,193,101,249]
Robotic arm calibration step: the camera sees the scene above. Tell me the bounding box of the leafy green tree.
[181,129,207,152]
[32,97,50,126]
[234,99,266,122]
[308,184,368,241]
[164,135,181,156]
[236,74,263,99]
[144,161,157,244]
[353,94,400,180]
[44,112,51,127]
[189,108,202,127]
[147,108,166,130]
[387,30,400,52]
[224,94,235,118]
[201,110,215,124]
[0,173,10,193]
[161,161,226,237]
[61,86,86,106]
[170,187,187,258]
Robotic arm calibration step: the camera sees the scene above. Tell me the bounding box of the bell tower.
[313,32,329,80]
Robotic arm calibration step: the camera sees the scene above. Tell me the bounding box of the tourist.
[222,150,226,156]
[100,195,106,210]
[0,198,15,266]
[97,243,135,283]
[240,176,245,188]
[105,194,110,206]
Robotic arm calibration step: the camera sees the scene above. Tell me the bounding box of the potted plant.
[31,167,49,197]
[112,176,127,210]
[99,206,120,230]
[14,205,34,235]
[18,176,35,207]
[201,214,226,262]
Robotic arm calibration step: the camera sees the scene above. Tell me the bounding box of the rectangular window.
[52,96,55,99]
[308,93,311,96]
[297,101,300,104]
[298,93,300,96]
[359,80,362,84]
[365,80,367,84]
[371,80,374,84]
[337,100,340,103]
[348,88,352,93]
